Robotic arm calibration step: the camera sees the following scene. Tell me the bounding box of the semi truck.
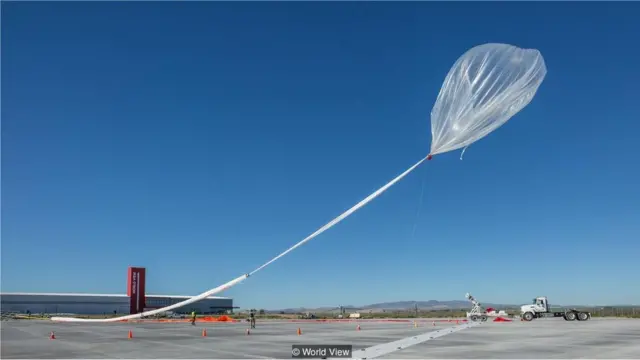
[520,296,591,321]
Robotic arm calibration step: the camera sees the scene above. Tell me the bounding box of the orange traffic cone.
[202,329,207,337]
[246,328,251,335]
[456,320,459,325]
[432,321,436,326]
[49,331,56,340]
[297,328,302,336]
[128,330,133,339]
[356,324,361,331]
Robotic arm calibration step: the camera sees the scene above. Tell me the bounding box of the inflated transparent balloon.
[429,43,547,158]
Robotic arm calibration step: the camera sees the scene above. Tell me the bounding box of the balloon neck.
[427,154,433,161]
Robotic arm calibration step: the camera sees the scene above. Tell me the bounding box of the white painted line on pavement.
[350,321,482,359]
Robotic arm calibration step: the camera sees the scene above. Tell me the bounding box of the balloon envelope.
[429,43,547,157]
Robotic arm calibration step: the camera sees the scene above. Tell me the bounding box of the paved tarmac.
[376,318,640,359]
[2,318,638,359]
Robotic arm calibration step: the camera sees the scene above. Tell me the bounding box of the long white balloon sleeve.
[429,43,547,157]
[248,155,429,276]
[51,155,429,323]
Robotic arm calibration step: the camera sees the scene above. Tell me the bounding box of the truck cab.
[521,296,549,314]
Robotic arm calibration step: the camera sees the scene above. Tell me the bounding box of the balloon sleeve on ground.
[51,274,248,322]
[51,156,429,323]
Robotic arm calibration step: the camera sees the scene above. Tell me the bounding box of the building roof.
[0,292,230,300]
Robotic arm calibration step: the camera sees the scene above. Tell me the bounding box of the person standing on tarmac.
[191,311,196,326]
[249,310,256,329]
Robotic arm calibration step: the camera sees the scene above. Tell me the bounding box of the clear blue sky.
[2,2,639,309]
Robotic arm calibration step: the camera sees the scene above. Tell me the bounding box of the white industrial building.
[0,292,234,315]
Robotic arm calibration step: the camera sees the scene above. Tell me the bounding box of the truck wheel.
[522,312,534,321]
[577,312,589,321]
[470,315,478,322]
[564,311,577,321]
[480,315,488,322]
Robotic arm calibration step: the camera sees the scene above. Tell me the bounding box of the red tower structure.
[127,267,146,314]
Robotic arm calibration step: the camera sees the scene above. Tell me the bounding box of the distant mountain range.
[266,300,512,313]
[241,300,636,313]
